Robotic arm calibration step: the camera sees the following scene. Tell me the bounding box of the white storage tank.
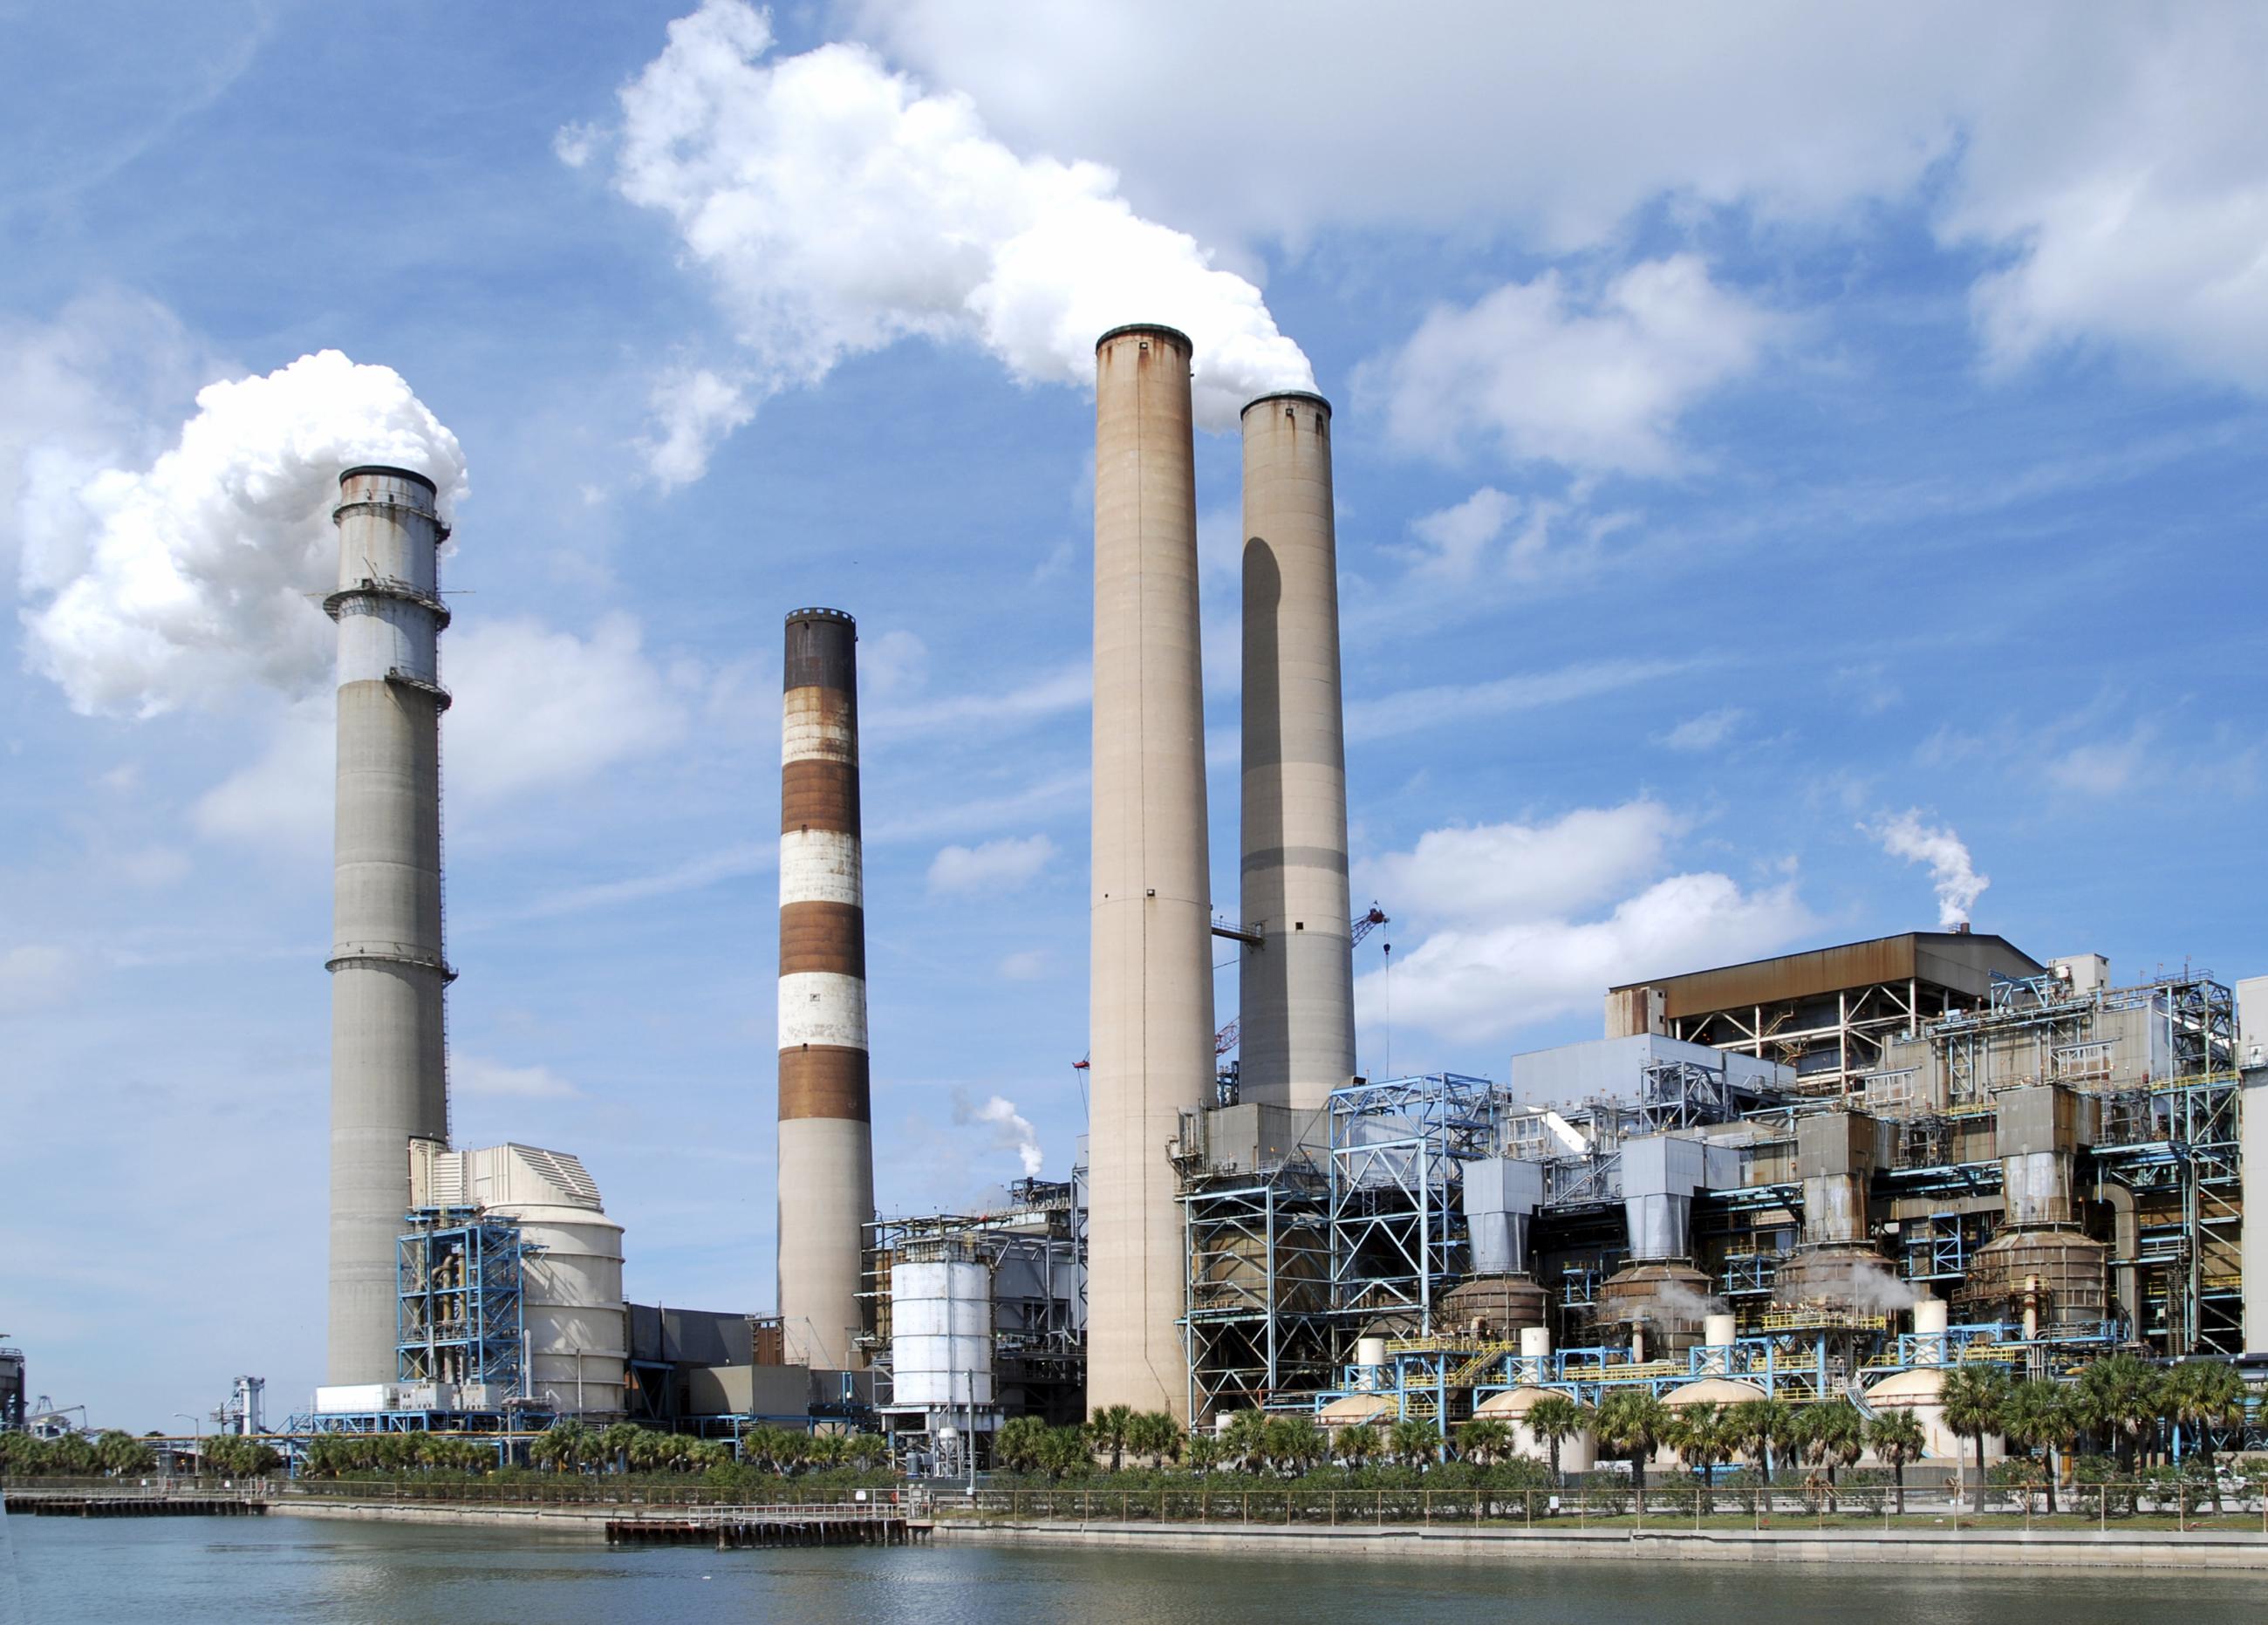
[412,1140,627,1417]
[889,1245,994,1415]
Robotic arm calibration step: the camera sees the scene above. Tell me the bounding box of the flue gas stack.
[324,465,453,1384]
[776,607,876,1370]
[1087,324,1216,1421]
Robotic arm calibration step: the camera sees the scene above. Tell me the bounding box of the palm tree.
[1940,1364,2010,1509]
[847,1432,891,1471]
[994,1415,1049,1475]
[1220,1410,1270,1474]
[1526,1394,1589,1489]
[1336,1422,1380,1470]
[1868,1410,1925,1516]
[1595,1390,1670,1516]
[1036,1424,1090,1482]
[1663,1403,1732,1516]
[1184,1433,1223,1477]
[1999,1379,2074,1515]
[2165,1361,2247,1512]
[1090,1404,1137,1473]
[1126,1410,1180,1469]
[1456,1417,1513,1468]
[93,1430,154,1478]
[2073,1354,2165,1475]
[1387,1417,1440,1471]
[1265,1415,1326,1476]
[530,1418,586,1473]
[1725,1396,1790,1488]
[597,1421,642,1475]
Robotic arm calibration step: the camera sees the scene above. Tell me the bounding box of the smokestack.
[324,466,452,1384]
[776,607,875,1371]
[1238,392,1354,1112]
[1089,324,1215,1420]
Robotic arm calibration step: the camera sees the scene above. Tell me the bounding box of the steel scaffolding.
[1327,1074,1497,1331]
[396,1206,533,1396]
[1178,1168,1336,1419]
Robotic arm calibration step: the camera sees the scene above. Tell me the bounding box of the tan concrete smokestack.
[1238,393,1354,1113]
[1088,324,1214,1420]
[776,607,875,1370]
[324,466,452,1384]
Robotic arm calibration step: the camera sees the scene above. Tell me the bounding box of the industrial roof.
[1609,932,2046,1021]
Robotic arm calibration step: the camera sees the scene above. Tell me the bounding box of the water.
[9,1515,2258,1622]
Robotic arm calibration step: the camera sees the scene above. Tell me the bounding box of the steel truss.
[397,1206,534,1396]
[1178,1170,1337,1420]
[1327,1075,1497,1331]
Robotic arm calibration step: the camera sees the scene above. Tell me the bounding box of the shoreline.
[256,1499,2268,1568]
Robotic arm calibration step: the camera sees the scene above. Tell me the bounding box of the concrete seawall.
[271,1500,611,1533]
[933,1517,2268,1572]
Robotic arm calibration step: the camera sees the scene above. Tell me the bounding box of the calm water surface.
[4,1512,2255,1622]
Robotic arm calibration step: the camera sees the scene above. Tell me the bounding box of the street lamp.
[174,1412,202,1480]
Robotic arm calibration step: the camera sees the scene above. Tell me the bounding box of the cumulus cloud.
[955,1090,1043,1177]
[1371,256,1777,475]
[1868,809,1988,929]
[860,3,2268,395]
[1353,801,1814,1046]
[927,833,1055,896]
[194,616,691,846]
[1344,656,1690,745]
[1404,487,1515,581]
[585,0,1311,481]
[640,365,754,490]
[19,349,466,716]
[454,1057,581,1099]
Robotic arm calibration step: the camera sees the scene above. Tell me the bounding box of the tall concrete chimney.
[1088,324,1215,1420]
[1238,393,1355,1114]
[776,607,875,1371]
[324,466,452,1384]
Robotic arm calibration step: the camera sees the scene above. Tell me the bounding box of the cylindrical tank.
[495,1201,627,1417]
[1088,324,1215,1421]
[1238,391,1354,1113]
[889,1253,994,1410]
[325,465,451,1386]
[1914,1297,1950,1336]
[776,607,876,1371]
[1519,1326,1552,1359]
[1772,1241,1903,1311]
[1598,1260,1715,1356]
[1437,1273,1550,1341]
[1958,1227,2109,1330]
[1703,1313,1738,1348]
[1195,1225,1328,1314]
[1356,1335,1389,1370]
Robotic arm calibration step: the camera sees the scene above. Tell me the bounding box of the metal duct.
[1620,1134,1739,1262]
[1462,1158,1545,1275]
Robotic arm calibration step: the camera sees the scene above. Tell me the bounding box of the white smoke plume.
[1649,1277,1730,1322]
[20,350,466,717]
[591,0,1314,483]
[1868,809,1989,929]
[956,1090,1043,1178]
[1784,1254,1922,1314]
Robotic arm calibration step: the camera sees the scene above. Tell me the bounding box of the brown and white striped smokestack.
[776,607,874,1371]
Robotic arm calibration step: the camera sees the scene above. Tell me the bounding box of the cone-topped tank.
[1238,392,1354,1113]
[324,466,452,1385]
[1087,324,1215,1420]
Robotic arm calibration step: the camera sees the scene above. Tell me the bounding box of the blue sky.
[3,2,2263,1429]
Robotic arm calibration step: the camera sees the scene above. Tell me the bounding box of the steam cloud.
[957,1091,1044,1177]
[20,350,466,717]
[592,0,1314,483]
[1784,1253,1922,1313]
[1869,809,1988,929]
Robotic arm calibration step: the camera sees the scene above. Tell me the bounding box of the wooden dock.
[605,1504,929,1549]
[5,1493,266,1519]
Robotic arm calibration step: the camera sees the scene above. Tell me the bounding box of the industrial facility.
[36,322,2244,1481]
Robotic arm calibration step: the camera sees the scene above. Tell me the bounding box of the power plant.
[107,332,2261,1483]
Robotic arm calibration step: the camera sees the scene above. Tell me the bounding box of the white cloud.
[868,660,1088,735]
[1659,707,1748,752]
[1356,855,1814,1047]
[639,366,754,490]
[454,1056,580,1099]
[194,615,690,846]
[0,945,80,1014]
[1361,802,1682,927]
[1868,809,1988,930]
[858,628,929,698]
[2045,728,2151,797]
[860,3,2268,396]
[19,349,466,717]
[587,0,1310,481]
[1370,256,1777,475]
[927,833,1056,896]
[954,1089,1043,1177]
[1404,487,1513,581]
[1344,657,1689,744]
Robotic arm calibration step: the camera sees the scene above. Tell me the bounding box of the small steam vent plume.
[1872,809,1989,930]
[776,607,875,1370]
[1239,388,1356,1112]
[1087,324,1216,1422]
[325,465,453,1384]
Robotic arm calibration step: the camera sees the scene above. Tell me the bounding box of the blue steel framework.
[1178,1171,1336,1421]
[1326,1074,1496,1332]
[397,1206,534,1395]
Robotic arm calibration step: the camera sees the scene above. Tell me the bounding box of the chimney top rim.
[1096,323,1192,353]
[1241,390,1331,418]
[338,464,438,494]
